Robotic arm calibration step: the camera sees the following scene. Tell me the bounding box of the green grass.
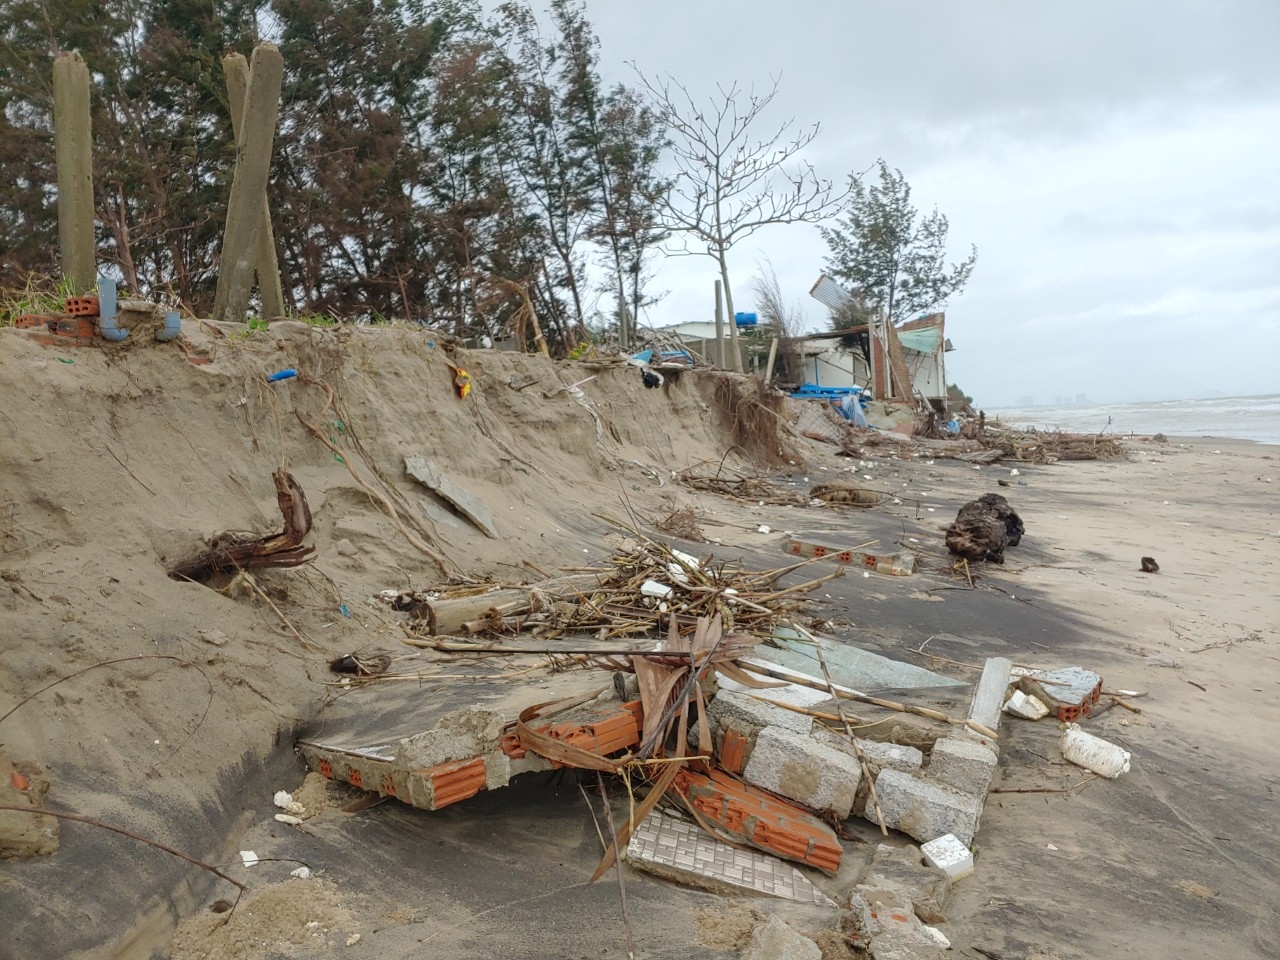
[0,274,76,326]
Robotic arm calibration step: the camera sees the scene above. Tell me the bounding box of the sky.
[576,1,1280,407]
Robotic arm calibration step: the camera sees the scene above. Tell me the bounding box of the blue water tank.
[734,311,758,326]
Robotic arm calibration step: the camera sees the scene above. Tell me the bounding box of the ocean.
[987,394,1280,446]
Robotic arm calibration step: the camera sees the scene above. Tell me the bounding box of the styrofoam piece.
[920,833,974,880]
[290,866,312,880]
[1004,689,1049,720]
[640,580,673,599]
[1060,724,1131,778]
[240,850,259,868]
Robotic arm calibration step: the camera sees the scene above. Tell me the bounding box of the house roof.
[898,325,942,354]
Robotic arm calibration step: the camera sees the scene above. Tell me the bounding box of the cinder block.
[709,689,813,739]
[867,770,982,847]
[743,724,861,818]
[927,736,997,797]
[812,728,924,773]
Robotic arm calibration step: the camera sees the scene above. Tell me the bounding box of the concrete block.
[625,811,837,907]
[812,728,924,773]
[741,916,822,960]
[867,770,983,847]
[856,842,951,924]
[743,724,862,818]
[709,688,813,743]
[920,834,973,881]
[927,735,998,797]
[968,657,1012,733]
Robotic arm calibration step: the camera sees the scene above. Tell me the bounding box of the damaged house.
[805,274,955,412]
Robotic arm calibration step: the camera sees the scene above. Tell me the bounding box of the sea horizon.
[986,393,1280,446]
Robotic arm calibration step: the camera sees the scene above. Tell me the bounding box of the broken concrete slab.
[741,915,823,960]
[862,891,950,959]
[967,656,1012,733]
[855,842,951,925]
[927,735,998,797]
[405,454,499,538]
[742,724,862,818]
[626,811,837,908]
[866,769,983,847]
[766,630,965,692]
[298,692,639,811]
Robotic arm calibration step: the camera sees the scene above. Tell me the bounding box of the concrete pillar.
[222,51,286,321]
[213,43,284,323]
[52,52,95,295]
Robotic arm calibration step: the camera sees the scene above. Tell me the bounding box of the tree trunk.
[716,250,743,372]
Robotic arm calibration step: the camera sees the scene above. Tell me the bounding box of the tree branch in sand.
[167,469,314,583]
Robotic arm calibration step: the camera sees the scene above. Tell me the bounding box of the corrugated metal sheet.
[898,326,942,354]
[808,274,854,310]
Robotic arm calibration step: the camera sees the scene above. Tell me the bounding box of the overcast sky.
[579,1,1280,407]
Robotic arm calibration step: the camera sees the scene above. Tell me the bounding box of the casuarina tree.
[821,160,976,328]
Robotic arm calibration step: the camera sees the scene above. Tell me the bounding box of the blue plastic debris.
[339,604,351,618]
[267,368,298,383]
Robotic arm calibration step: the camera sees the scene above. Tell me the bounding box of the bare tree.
[637,71,844,371]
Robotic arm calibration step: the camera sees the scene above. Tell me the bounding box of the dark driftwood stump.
[169,470,314,582]
[946,493,1025,564]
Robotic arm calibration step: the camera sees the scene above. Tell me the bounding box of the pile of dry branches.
[838,424,1127,464]
[397,537,844,645]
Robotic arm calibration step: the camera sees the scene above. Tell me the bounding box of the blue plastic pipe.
[96,277,128,341]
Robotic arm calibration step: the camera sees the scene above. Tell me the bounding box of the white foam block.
[921,833,974,880]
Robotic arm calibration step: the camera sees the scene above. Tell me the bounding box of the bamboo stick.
[817,645,887,836]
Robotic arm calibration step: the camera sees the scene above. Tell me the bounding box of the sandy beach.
[1,324,1277,960]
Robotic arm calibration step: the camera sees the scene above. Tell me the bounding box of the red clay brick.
[419,757,487,809]
[63,296,99,317]
[719,727,748,774]
[673,767,842,875]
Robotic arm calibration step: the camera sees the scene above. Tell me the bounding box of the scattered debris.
[405,455,499,539]
[1141,556,1160,573]
[1003,689,1050,720]
[1013,666,1102,722]
[1060,724,1131,778]
[807,482,888,508]
[328,650,392,677]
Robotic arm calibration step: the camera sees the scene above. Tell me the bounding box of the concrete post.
[223,51,286,321]
[213,43,283,323]
[52,52,95,294]
[714,280,725,368]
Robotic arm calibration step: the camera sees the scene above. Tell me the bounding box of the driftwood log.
[169,470,314,582]
[945,493,1025,564]
[412,574,602,635]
